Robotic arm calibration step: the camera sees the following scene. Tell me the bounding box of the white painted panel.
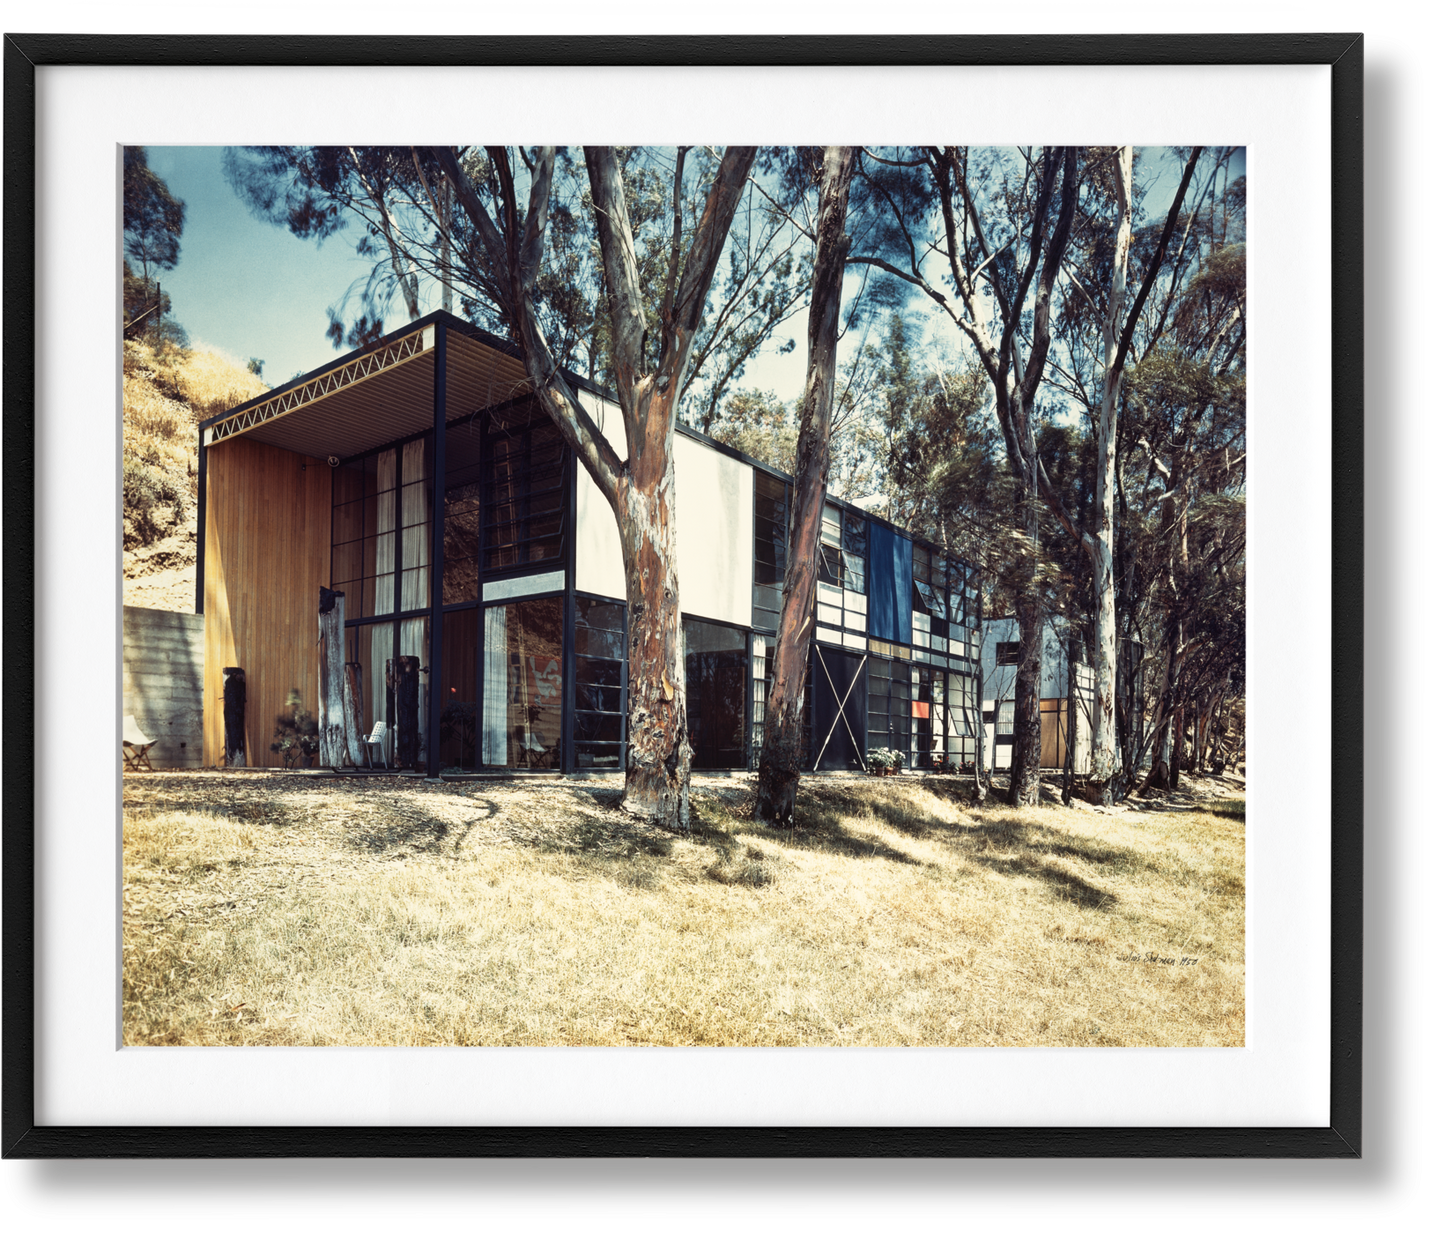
[676,434,752,627]
[818,582,843,606]
[842,633,867,652]
[844,612,867,632]
[574,391,628,602]
[844,589,867,613]
[483,570,565,601]
[818,603,843,627]
[817,626,844,647]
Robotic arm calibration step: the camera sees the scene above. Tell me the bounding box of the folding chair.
[362,720,389,769]
[123,714,155,772]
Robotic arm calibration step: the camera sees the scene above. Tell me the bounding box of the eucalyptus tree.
[754,145,858,825]
[227,144,819,828]
[429,144,759,829]
[848,145,1080,806]
[1031,146,1205,800]
[122,147,186,337]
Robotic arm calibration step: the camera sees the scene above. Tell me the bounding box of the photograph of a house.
[121,143,1246,1048]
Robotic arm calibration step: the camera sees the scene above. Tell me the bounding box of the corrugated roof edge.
[199,309,615,431]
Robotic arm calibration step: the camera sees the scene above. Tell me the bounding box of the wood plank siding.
[203,438,332,767]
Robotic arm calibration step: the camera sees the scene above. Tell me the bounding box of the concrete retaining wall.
[123,606,204,769]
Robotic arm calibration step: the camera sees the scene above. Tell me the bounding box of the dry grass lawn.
[122,771,1244,1046]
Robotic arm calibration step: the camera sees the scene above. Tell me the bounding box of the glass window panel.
[439,608,477,770]
[355,621,395,763]
[481,596,563,769]
[484,408,566,571]
[574,599,626,767]
[575,656,623,688]
[574,743,622,769]
[574,712,623,743]
[684,618,749,769]
[443,498,479,605]
[575,683,623,714]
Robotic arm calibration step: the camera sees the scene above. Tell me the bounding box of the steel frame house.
[980,617,1145,776]
[197,312,984,778]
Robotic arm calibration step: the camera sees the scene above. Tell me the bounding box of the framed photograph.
[0,26,1416,1220]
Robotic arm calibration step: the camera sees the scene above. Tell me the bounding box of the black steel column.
[427,325,447,778]
[561,451,579,773]
[194,428,207,615]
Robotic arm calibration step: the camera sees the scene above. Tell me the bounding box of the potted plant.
[270,689,319,769]
[868,747,905,776]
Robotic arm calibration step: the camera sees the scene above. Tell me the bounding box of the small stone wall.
[123,606,205,769]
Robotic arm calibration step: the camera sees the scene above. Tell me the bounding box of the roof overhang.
[200,312,543,461]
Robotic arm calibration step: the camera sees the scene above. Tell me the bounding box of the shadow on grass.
[347,797,501,856]
[690,787,925,868]
[971,848,1119,910]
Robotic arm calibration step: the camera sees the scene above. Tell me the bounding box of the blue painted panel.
[867,523,913,644]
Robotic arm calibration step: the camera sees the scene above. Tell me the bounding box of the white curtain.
[400,439,430,763]
[369,450,397,760]
[482,606,508,765]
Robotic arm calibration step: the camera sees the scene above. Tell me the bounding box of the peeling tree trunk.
[434,143,758,834]
[343,661,365,768]
[1169,705,1185,790]
[1010,585,1045,808]
[1087,146,1132,805]
[615,454,692,829]
[757,146,857,826]
[1147,611,1183,790]
[317,588,348,768]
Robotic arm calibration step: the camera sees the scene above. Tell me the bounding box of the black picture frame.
[0,26,1416,1220]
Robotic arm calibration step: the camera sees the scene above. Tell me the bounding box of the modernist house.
[197,311,984,778]
[980,617,1145,774]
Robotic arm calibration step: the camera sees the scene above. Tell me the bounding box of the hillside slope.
[123,340,267,610]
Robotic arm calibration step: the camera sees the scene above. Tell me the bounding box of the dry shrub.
[169,348,268,422]
[122,342,268,552]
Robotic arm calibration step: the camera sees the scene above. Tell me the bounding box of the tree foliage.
[122,147,186,340]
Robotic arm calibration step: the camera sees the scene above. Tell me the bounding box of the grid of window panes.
[438,607,477,769]
[911,548,982,674]
[911,664,943,767]
[684,619,749,769]
[817,503,868,648]
[573,598,626,769]
[946,670,977,769]
[911,544,950,660]
[747,633,810,768]
[330,450,397,619]
[750,633,771,762]
[480,597,563,769]
[398,438,433,614]
[442,418,482,604]
[946,558,983,670]
[993,697,1017,771]
[753,471,789,632]
[484,404,566,570]
[867,656,911,757]
[330,435,435,621]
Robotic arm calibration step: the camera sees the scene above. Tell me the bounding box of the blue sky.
[140,145,1236,398]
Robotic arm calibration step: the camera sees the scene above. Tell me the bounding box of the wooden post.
[343,661,366,768]
[222,666,246,767]
[389,655,420,770]
[318,587,349,767]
